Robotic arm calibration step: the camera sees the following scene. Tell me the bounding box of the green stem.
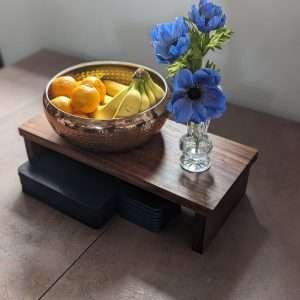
[188,122,201,154]
[202,33,211,56]
[191,58,202,72]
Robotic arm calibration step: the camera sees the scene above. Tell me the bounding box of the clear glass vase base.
[180,155,211,173]
[179,121,213,173]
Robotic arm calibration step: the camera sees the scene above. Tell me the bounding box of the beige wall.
[1,0,300,121]
[0,0,45,64]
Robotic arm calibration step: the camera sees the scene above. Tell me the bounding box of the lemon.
[103,80,128,97]
[71,85,100,113]
[50,96,72,113]
[89,105,106,119]
[81,76,106,104]
[50,76,77,98]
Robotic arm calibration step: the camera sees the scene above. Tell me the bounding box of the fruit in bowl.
[49,68,165,120]
[44,61,169,152]
[50,76,78,98]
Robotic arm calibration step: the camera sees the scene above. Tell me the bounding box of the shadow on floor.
[129,195,268,300]
[35,194,268,300]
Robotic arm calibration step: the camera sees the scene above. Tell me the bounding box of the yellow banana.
[139,80,151,112]
[146,75,165,102]
[103,95,113,105]
[133,68,165,104]
[90,88,128,120]
[144,80,156,106]
[114,82,141,118]
[103,80,128,97]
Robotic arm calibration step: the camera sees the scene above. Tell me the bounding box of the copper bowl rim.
[44,61,169,126]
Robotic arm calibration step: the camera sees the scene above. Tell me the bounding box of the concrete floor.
[0,50,300,300]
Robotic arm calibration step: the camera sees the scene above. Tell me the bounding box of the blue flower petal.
[199,0,209,6]
[154,44,173,64]
[172,87,188,100]
[219,14,226,27]
[192,101,207,122]
[166,98,175,113]
[189,5,204,29]
[177,35,191,53]
[168,68,227,123]
[208,16,222,30]
[174,69,194,90]
[201,86,227,119]
[150,17,190,65]
[173,17,187,37]
[190,0,226,32]
[159,24,173,43]
[193,68,221,86]
[150,26,159,41]
[169,35,189,57]
[202,3,216,18]
[172,97,194,124]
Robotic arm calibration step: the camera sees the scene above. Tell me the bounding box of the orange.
[50,96,72,113]
[81,76,106,104]
[50,76,77,98]
[71,85,100,113]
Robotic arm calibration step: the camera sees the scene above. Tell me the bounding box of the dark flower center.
[188,87,202,100]
[170,39,178,47]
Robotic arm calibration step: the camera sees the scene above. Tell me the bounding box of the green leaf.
[165,24,233,77]
[167,58,188,78]
[204,60,220,72]
[205,27,233,53]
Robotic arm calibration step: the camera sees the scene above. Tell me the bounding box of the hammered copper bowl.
[43,61,169,152]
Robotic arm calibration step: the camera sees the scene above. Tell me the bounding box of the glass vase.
[179,121,213,173]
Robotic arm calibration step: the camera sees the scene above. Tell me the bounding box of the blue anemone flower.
[189,0,226,33]
[167,68,226,123]
[151,17,191,64]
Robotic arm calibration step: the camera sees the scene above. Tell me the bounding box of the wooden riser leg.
[192,166,250,254]
[192,214,206,253]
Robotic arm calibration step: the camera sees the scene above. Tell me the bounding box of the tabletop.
[19,113,258,213]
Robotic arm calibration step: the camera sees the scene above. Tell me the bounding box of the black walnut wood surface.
[19,113,258,253]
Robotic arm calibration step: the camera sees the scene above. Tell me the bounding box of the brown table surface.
[19,114,258,213]
[1,50,300,300]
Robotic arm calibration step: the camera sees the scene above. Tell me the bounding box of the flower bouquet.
[151,0,233,172]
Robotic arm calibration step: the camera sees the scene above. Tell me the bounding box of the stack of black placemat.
[118,184,181,232]
[18,146,181,232]
[18,149,118,228]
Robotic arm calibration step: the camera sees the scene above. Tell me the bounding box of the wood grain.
[19,114,258,214]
